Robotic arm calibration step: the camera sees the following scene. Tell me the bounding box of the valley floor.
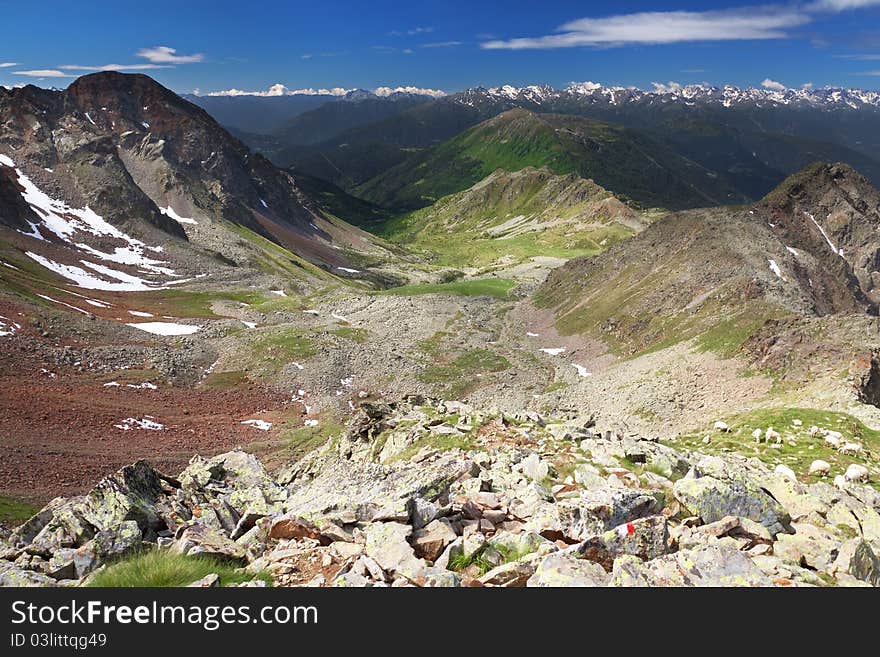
[2,252,878,515]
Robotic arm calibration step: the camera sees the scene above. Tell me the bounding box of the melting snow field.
[336,267,361,274]
[241,419,272,431]
[540,347,566,356]
[0,154,181,290]
[768,259,784,279]
[159,205,198,225]
[572,364,592,377]
[115,416,164,431]
[126,322,201,336]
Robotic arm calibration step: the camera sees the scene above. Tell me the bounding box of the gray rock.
[478,561,535,587]
[527,554,610,587]
[187,573,221,587]
[570,515,670,569]
[364,522,426,583]
[0,561,57,587]
[609,545,773,587]
[834,539,880,587]
[673,475,790,536]
[173,523,247,564]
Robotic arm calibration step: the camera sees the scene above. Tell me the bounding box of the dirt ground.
[0,342,296,505]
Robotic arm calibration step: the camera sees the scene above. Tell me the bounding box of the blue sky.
[2,0,880,94]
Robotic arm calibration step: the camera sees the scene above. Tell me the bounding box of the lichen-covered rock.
[609,545,773,587]
[673,475,790,536]
[478,561,535,587]
[527,554,610,586]
[0,561,57,587]
[284,453,475,523]
[833,539,880,587]
[570,515,670,569]
[173,522,246,563]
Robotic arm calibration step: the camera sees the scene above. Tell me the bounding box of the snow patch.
[304,419,319,427]
[159,205,197,225]
[331,313,348,322]
[805,212,844,257]
[540,347,566,356]
[126,322,201,336]
[241,419,272,431]
[336,267,361,274]
[128,310,154,318]
[240,320,257,329]
[303,309,319,315]
[768,259,784,279]
[572,364,592,378]
[270,290,287,297]
[115,416,164,431]
[526,332,540,337]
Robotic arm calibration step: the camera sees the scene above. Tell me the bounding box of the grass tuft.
[87,550,271,588]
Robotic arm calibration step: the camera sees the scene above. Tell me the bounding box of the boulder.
[173,523,247,564]
[478,561,535,587]
[364,522,426,583]
[569,515,670,569]
[527,554,610,587]
[609,545,773,587]
[673,475,790,535]
[411,519,458,562]
[833,539,880,587]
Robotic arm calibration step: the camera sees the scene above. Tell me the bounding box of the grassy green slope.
[381,166,650,268]
[356,109,747,212]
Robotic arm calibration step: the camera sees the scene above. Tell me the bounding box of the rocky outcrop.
[1,397,878,587]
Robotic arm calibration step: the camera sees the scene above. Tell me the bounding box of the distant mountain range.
[189,81,880,212]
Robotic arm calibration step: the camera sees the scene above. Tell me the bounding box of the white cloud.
[374,86,446,97]
[834,53,880,59]
[864,69,880,75]
[802,81,814,88]
[805,0,880,11]
[136,46,204,64]
[301,54,314,60]
[761,78,787,90]
[402,48,414,54]
[12,69,72,78]
[59,63,173,71]
[651,81,683,93]
[481,7,810,49]
[421,41,463,48]
[0,62,18,68]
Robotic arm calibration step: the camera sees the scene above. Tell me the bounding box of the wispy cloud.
[12,69,71,78]
[0,62,18,68]
[301,54,314,60]
[481,2,880,50]
[136,46,204,64]
[860,69,880,74]
[834,52,880,59]
[59,63,172,71]
[762,77,787,90]
[805,0,880,11]
[680,68,707,73]
[372,45,414,54]
[388,26,433,37]
[421,41,464,48]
